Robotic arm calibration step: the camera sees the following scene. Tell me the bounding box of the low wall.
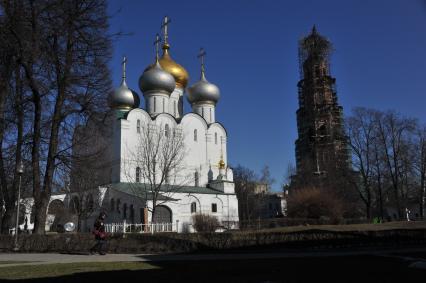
[1,228,426,254]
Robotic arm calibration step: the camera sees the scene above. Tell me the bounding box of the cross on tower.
[154,33,161,60]
[122,56,127,80]
[197,48,207,74]
[161,16,171,45]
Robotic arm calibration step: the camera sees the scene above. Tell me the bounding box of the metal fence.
[104,222,174,234]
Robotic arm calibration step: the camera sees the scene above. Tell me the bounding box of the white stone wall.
[145,192,239,232]
[20,185,239,233]
[95,188,239,233]
[116,107,231,187]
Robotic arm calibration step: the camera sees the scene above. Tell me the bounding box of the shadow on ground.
[1,255,425,283]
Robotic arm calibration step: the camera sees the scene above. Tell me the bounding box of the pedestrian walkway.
[1,246,426,269]
[0,253,148,267]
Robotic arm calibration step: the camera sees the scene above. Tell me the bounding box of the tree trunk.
[30,86,43,234]
[0,203,14,233]
[33,195,48,234]
[365,201,371,219]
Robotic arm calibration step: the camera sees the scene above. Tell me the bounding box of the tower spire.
[161,16,171,48]
[197,47,207,80]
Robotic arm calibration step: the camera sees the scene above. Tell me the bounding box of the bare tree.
[0,4,30,233]
[413,126,426,218]
[124,122,187,223]
[346,107,377,218]
[282,162,296,187]
[347,108,422,220]
[0,0,113,233]
[376,111,417,218]
[259,165,275,192]
[66,113,113,231]
[233,165,265,226]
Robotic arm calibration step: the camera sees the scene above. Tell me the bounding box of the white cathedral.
[20,17,239,233]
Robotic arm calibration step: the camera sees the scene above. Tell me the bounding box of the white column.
[169,88,184,118]
[193,103,215,124]
[144,93,170,115]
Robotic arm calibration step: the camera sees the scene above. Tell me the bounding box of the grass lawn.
[0,262,157,280]
[0,256,424,282]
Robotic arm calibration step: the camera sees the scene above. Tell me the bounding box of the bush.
[192,214,219,233]
[287,186,344,223]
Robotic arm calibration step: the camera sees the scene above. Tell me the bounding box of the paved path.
[1,247,426,268]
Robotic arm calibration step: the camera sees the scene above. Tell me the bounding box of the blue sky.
[108,0,426,191]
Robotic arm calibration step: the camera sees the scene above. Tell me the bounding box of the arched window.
[194,129,197,142]
[174,101,177,116]
[48,199,65,216]
[136,119,140,133]
[123,203,127,219]
[154,97,157,112]
[165,124,170,137]
[215,133,218,144]
[209,108,212,121]
[116,199,121,214]
[110,198,115,212]
[136,167,141,183]
[194,171,199,187]
[190,202,197,213]
[163,97,165,112]
[212,203,217,213]
[69,197,79,214]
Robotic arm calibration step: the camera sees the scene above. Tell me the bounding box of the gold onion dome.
[109,57,140,110]
[158,44,189,89]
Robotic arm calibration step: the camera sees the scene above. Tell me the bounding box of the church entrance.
[153,205,172,223]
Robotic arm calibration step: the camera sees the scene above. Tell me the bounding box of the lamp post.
[13,161,24,251]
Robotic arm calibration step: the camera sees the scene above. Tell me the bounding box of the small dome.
[108,80,140,110]
[187,72,220,105]
[219,158,225,169]
[139,61,175,95]
[159,45,189,89]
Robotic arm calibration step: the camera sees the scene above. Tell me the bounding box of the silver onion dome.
[139,61,175,95]
[187,72,220,105]
[108,80,140,109]
[108,56,140,110]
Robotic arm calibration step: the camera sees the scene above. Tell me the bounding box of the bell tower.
[293,26,351,188]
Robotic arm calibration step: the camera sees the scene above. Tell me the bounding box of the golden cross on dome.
[154,33,161,61]
[197,48,206,75]
[161,16,171,45]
